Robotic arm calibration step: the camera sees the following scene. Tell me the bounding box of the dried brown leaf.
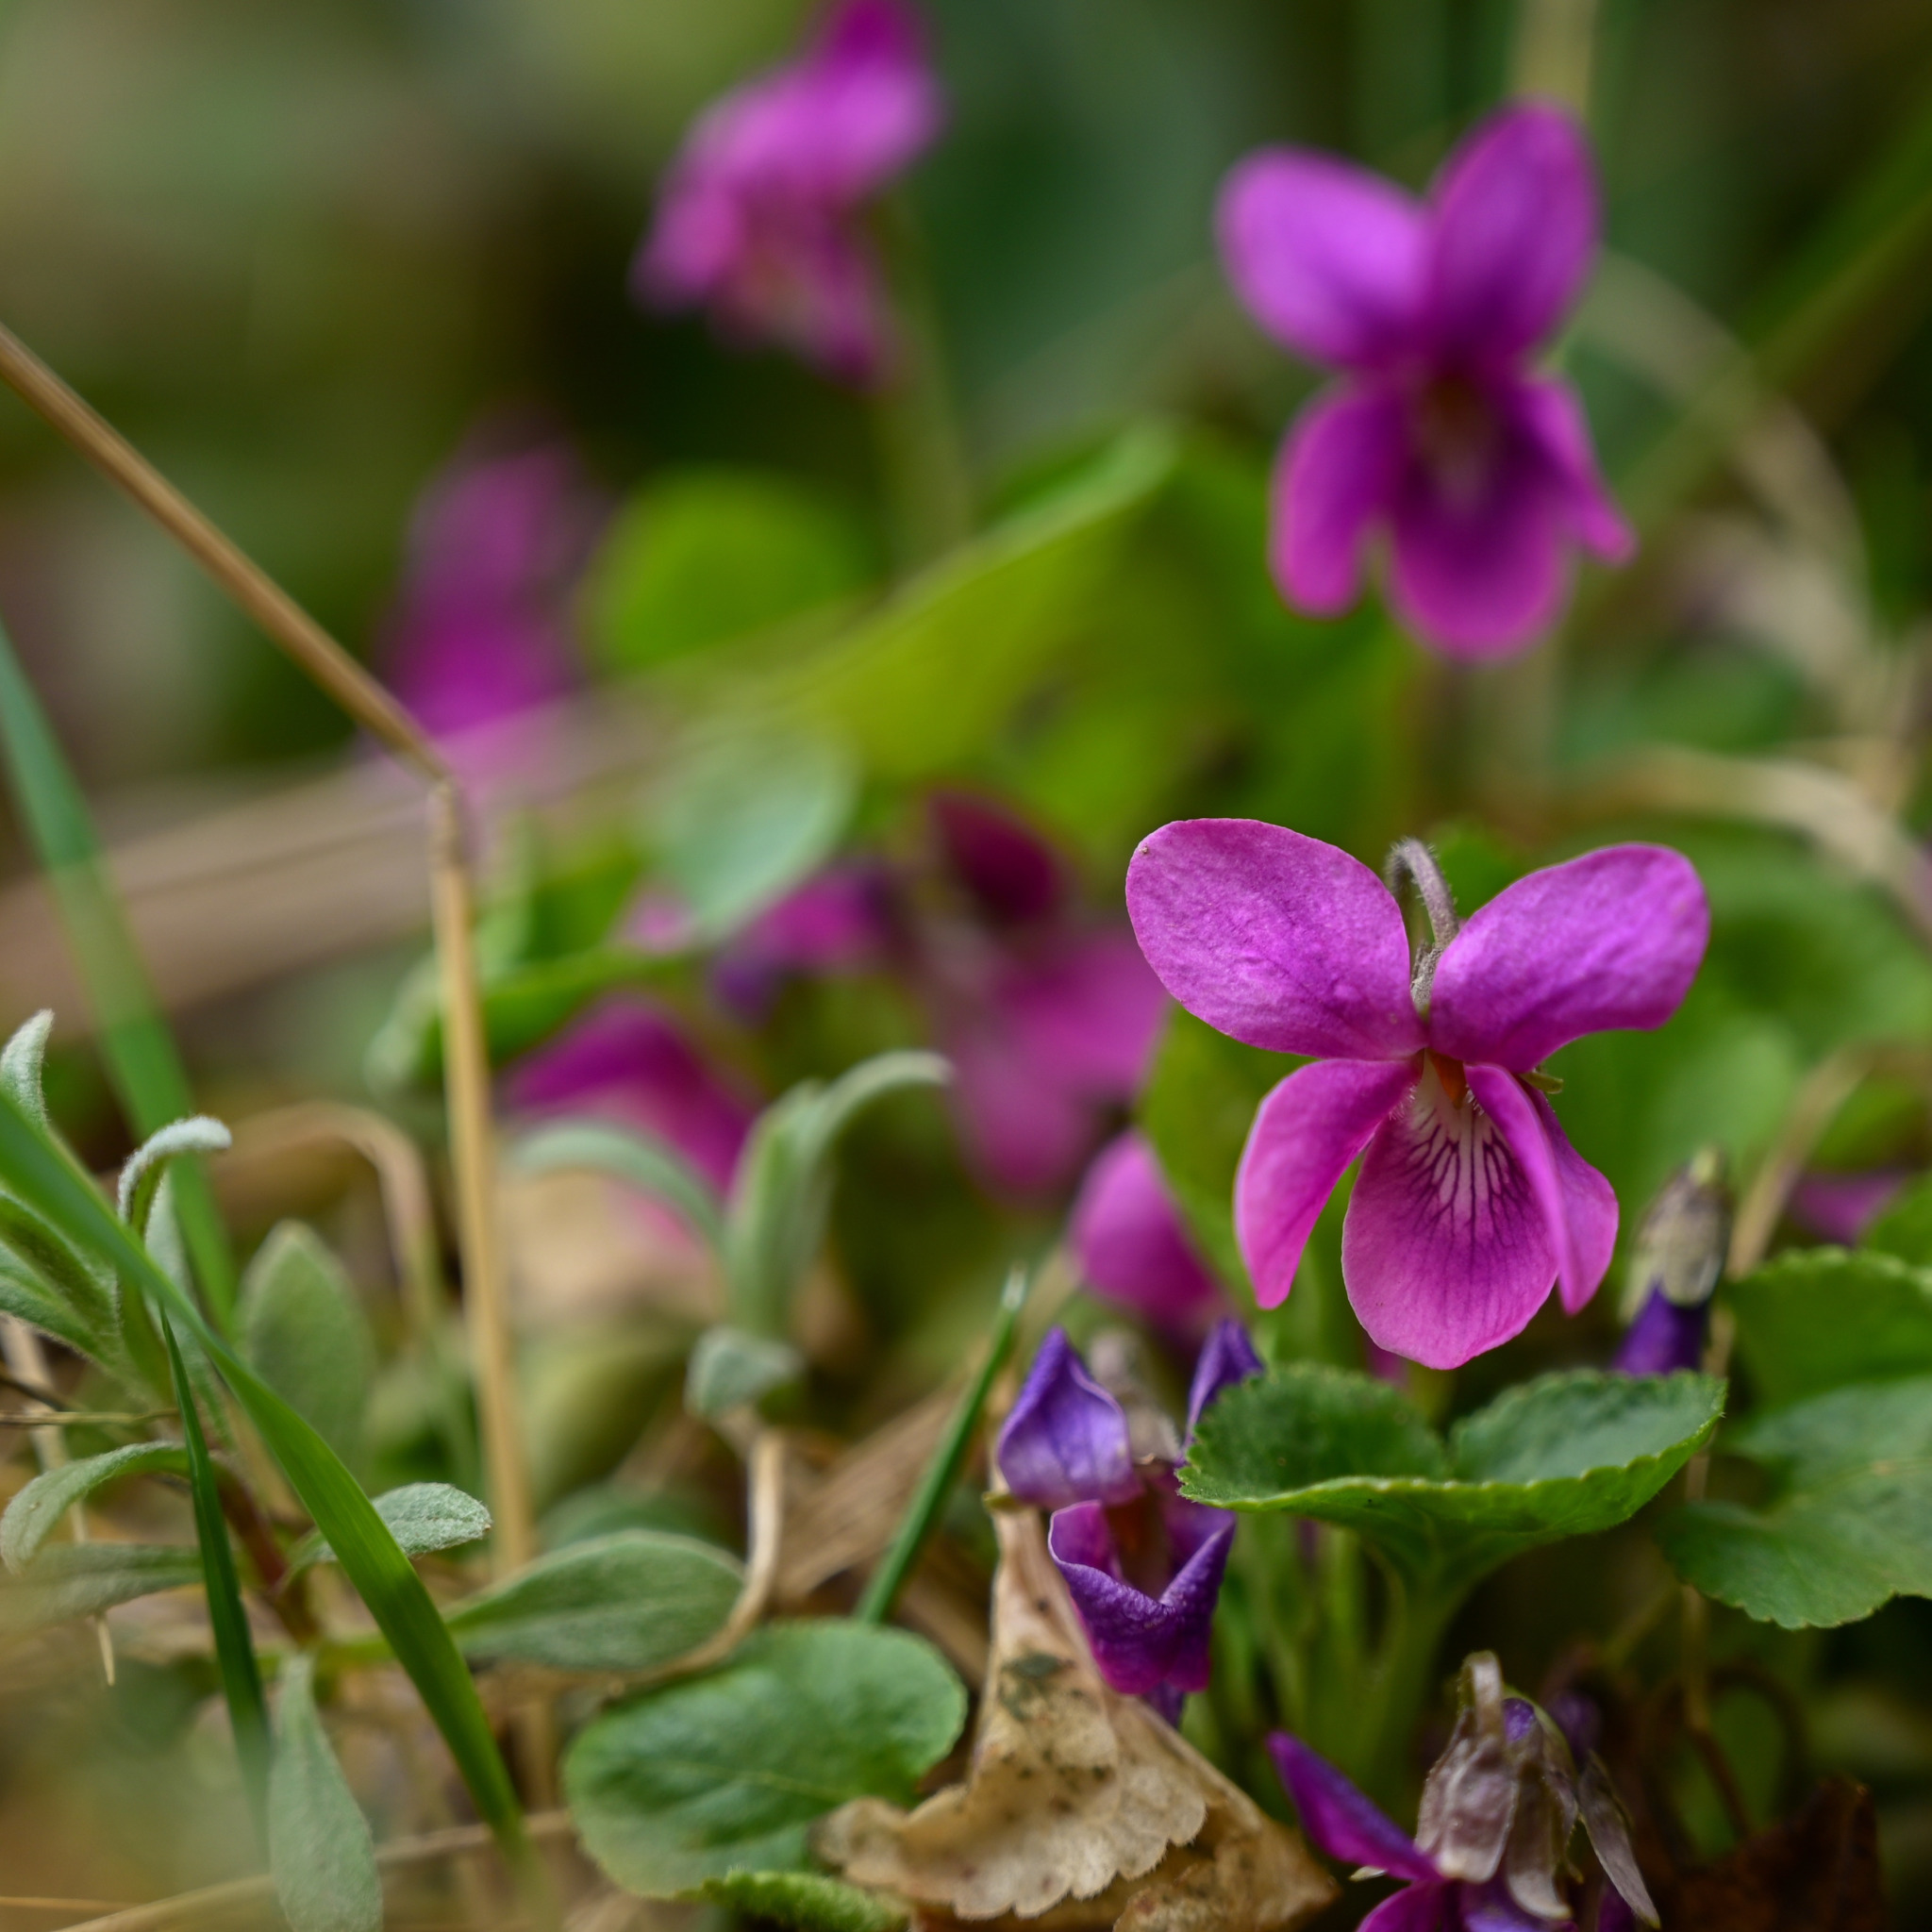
[813,1511,1333,1931]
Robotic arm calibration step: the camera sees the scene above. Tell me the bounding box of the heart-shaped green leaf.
[1181,1366,1725,1600]
[565,1620,966,1897]
[1655,1374,1932,1627]
[1727,1247,1932,1407]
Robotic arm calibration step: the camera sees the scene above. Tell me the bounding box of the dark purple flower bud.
[1624,1147,1727,1311]
[711,861,898,1018]
[930,789,1068,925]
[1048,1499,1234,1699]
[995,1328,1139,1509]
[1545,1690,1601,1764]
[1185,1316,1264,1441]
[1069,1133,1224,1334]
[1612,1288,1707,1376]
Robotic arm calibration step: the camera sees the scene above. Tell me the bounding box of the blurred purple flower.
[635,0,944,385]
[504,994,757,1193]
[1070,1133,1224,1333]
[386,440,601,772]
[997,1322,1260,1715]
[1611,1289,1707,1377]
[1790,1167,1910,1245]
[1612,1153,1725,1375]
[1217,103,1632,659]
[710,859,898,1019]
[1128,821,1708,1369]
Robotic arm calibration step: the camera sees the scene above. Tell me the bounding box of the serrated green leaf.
[700,1871,907,1932]
[685,1326,805,1421]
[1728,1247,1932,1407]
[566,1621,966,1896]
[1,1441,188,1574]
[269,1653,382,1932]
[513,1121,725,1255]
[296,1482,491,1572]
[241,1224,377,1478]
[1861,1174,1932,1266]
[441,1529,744,1672]
[0,1541,202,1635]
[1181,1367,1725,1599]
[1655,1375,1932,1628]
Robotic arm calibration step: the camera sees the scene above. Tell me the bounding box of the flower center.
[1410,377,1501,510]
[1427,1050,1469,1108]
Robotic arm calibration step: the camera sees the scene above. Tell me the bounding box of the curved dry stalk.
[45,1809,575,1932]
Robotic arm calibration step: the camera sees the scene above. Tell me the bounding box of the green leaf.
[0,1082,532,1882]
[1656,1376,1932,1627]
[0,618,236,1322]
[1136,1008,1288,1289]
[513,1121,726,1255]
[0,1541,202,1634]
[1727,1247,1932,1407]
[295,1482,492,1573]
[240,1224,377,1477]
[119,1116,233,1240]
[1,1441,188,1574]
[160,1307,271,1840]
[1181,1366,1726,1600]
[647,727,858,942]
[0,1009,55,1129]
[1861,1174,1932,1266]
[700,1872,907,1932]
[442,1530,744,1672]
[685,1326,806,1421]
[0,1250,118,1365]
[585,468,873,676]
[269,1653,383,1932]
[565,1621,966,1896]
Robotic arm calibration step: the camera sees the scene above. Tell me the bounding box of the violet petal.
[1457,1877,1571,1931]
[1216,148,1427,370]
[1072,1133,1224,1329]
[1612,1288,1707,1377]
[930,790,1068,924]
[1509,376,1634,563]
[1185,1316,1265,1441]
[996,1329,1139,1508]
[1342,1066,1557,1369]
[1790,1168,1909,1245]
[1237,1058,1419,1310]
[1126,820,1424,1061]
[1273,384,1409,615]
[1266,1731,1441,1882]
[1358,1885,1456,1932]
[1426,845,1710,1074]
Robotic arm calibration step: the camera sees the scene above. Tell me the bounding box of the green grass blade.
[158,1307,270,1844]
[0,617,236,1324]
[855,1265,1027,1624]
[0,1083,541,1906]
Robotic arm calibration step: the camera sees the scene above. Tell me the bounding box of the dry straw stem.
[0,321,533,1588]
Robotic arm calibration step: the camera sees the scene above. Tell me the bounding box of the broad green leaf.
[566,1621,967,1895]
[1727,1247,1932,1407]
[269,1653,382,1932]
[1656,1376,1932,1627]
[585,468,873,676]
[647,726,858,942]
[1137,1008,1288,1289]
[119,1116,232,1239]
[241,1224,377,1477]
[0,618,236,1321]
[442,1530,744,1672]
[685,1326,805,1421]
[0,1541,202,1634]
[1,1441,188,1574]
[0,1084,532,1881]
[513,1121,726,1255]
[1182,1367,1725,1599]
[1861,1174,1932,1265]
[700,1872,907,1932]
[296,1482,492,1572]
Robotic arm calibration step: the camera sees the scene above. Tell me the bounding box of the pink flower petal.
[1358,1886,1455,1932]
[1267,1732,1441,1882]
[1127,821,1424,1062]
[1465,1068,1615,1317]
[1237,1058,1420,1310]
[1071,1133,1224,1329]
[1342,1064,1557,1368]
[1217,149,1428,370]
[1273,385,1407,616]
[1427,844,1710,1073]
[1509,375,1635,561]
[945,1012,1106,1196]
[930,789,1068,924]
[1425,103,1598,367]
[805,0,946,198]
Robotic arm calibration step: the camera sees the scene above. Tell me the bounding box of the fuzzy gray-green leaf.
[1,1441,188,1574]
[270,1653,383,1932]
[0,1541,202,1634]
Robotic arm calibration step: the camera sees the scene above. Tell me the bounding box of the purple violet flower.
[1611,1291,1707,1378]
[1127,822,1709,1369]
[1069,1132,1225,1334]
[711,860,899,1019]
[635,0,944,386]
[996,1322,1260,1715]
[1217,103,1632,659]
[1612,1151,1725,1376]
[1789,1167,1910,1245]
[386,439,601,773]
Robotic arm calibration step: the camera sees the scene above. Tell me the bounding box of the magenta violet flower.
[635,0,944,386]
[1127,823,1709,1369]
[995,1322,1261,1718]
[1270,1657,1657,1930]
[1070,1132,1225,1336]
[1789,1166,1910,1245]
[1216,103,1633,659]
